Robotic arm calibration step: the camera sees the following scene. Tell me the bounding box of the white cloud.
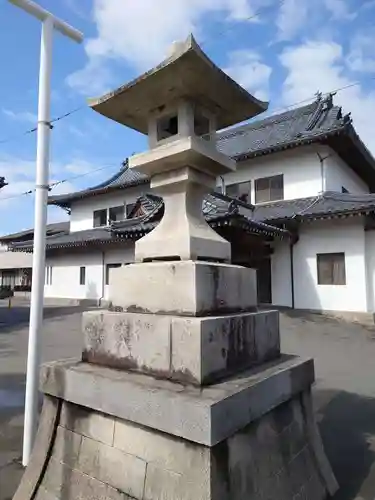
[276,0,355,41]
[49,180,76,196]
[63,159,96,175]
[347,33,375,73]
[47,206,69,224]
[324,0,356,19]
[0,154,99,209]
[67,125,87,139]
[224,50,272,101]
[279,40,375,154]
[63,0,91,20]
[362,0,375,9]
[67,0,261,95]
[66,59,114,96]
[0,180,34,208]
[276,0,310,40]
[2,109,37,124]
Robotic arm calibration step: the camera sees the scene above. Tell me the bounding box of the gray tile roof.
[112,192,289,240]
[253,191,375,223]
[0,221,69,242]
[217,94,350,160]
[13,192,289,252]
[11,227,125,252]
[49,161,148,207]
[49,94,375,207]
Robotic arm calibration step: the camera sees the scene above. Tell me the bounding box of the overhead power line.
[201,0,287,45]
[1,73,375,204]
[0,105,86,145]
[2,71,375,148]
[0,161,122,205]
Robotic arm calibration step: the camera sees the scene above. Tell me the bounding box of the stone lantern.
[14,35,337,500]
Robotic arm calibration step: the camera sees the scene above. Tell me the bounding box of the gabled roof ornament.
[315,91,323,102]
[322,92,335,111]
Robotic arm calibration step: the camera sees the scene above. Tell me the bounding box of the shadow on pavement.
[318,389,375,500]
[0,305,91,333]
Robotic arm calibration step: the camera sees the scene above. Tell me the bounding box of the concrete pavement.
[1,304,375,499]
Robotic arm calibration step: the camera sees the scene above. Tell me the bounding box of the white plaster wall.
[271,241,293,307]
[45,252,103,300]
[44,245,135,300]
[104,246,135,300]
[0,251,32,269]
[70,185,148,232]
[292,219,367,312]
[365,230,375,312]
[324,151,369,194]
[221,145,328,201]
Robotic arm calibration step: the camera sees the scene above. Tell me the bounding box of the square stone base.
[109,260,257,316]
[35,397,326,500]
[14,356,338,500]
[82,309,280,385]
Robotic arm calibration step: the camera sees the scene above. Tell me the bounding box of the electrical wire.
[201,0,287,45]
[0,162,122,205]
[0,105,87,145]
[1,0,374,203]
[1,72,375,204]
[2,71,374,148]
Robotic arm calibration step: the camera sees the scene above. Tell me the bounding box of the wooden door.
[257,257,272,304]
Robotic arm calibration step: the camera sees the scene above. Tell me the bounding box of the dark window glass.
[109,205,124,222]
[2,270,16,288]
[126,203,136,218]
[93,209,107,227]
[79,267,86,285]
[317,253,346,285]
[226,181,251,203]
[255,175,284,203]
[105,263,122,285]
[157,115,178,141]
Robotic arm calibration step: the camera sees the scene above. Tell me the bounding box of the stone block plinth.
[82,310,280,385]
[13,356,337,500]
[109,260,257,316]
[40,356,314,446]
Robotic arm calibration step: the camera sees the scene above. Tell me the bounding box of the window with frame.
[2,270,16,288]
[45,266,53,285]
[226,181,251,203]
[317,253,346,285]
[79,266,86,285]
[105,263,122,286]
[109,205,124,222]
[157,114,178,141]
[93,209,108,228]
[255,175,284,203]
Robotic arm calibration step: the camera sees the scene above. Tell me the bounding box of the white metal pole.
[22,14,54,466]
[8,0,83,467]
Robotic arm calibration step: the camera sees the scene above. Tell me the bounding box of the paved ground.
[1,301,375,499]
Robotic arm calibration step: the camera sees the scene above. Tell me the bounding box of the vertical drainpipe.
[289,230,299,310]
[99,250,105,307]
[317,152,330,193]
[290,242,295,309]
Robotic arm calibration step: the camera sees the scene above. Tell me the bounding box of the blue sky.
[0,0,375,234]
